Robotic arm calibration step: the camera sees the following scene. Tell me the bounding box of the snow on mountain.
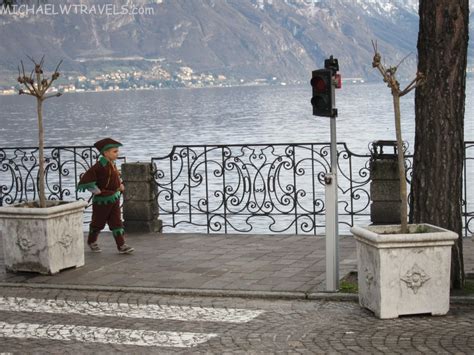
[0,0,471,84]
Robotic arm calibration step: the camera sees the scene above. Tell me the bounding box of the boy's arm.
[86,186,101,195]
[76,165,99,192]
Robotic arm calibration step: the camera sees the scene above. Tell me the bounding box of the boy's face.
[103,147,119,161]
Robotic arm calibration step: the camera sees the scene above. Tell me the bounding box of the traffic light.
[311,55,340,117]
[311,69,334,117]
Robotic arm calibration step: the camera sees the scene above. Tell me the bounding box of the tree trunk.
[37,97,46,208]
[392,92,408,233]
[410,0,468,289]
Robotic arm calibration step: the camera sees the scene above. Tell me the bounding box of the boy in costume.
[76,138,134,254]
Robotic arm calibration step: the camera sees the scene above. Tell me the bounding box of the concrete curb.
[0,282,343,301]
[0,282,472,304]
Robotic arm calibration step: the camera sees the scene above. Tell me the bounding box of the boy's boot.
[89,242,102,253]
[112,229,134,254]
[118,244,135,254]
[87,227,102,253]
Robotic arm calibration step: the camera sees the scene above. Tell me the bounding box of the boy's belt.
[92,190,121,205]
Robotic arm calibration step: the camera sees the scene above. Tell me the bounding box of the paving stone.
[0,232,472,297]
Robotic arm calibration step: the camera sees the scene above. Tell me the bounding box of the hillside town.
[0,65,287,95]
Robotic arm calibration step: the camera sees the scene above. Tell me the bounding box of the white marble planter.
[350,223,458,319]
[0,200,87,275]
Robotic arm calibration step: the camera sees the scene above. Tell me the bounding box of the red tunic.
[77,156,122,204]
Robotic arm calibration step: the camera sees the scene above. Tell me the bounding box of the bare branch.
[399,73,425,97]
[53,59,63,74]
[37,55,46,93]
[18,89,35,97]
[25,54,37,66]
[20,60,40,95]
[42,60,62,93]
[399,78,417,97]
[395,52,412,71]
[19,69,37,95]
[39,55,45,68]
[18,56,63,98]
[20,60,26,77]
[25,87,36,95]
[43,92,62,100]
[371,39,405,94]
[371,39,377,54]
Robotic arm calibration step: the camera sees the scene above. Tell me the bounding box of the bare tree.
[371,41,425,234]
[17,56,62,208]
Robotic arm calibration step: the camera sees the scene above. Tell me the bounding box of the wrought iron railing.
[0,146,126,225]
[151,142,473,237]
[0,143,471,237]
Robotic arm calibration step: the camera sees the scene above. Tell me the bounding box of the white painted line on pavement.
[0,321,217,348]
[0,297,264,323]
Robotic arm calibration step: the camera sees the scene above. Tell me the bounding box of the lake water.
[1,79,473,159]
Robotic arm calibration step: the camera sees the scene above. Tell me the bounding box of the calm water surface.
[1,79,473,160]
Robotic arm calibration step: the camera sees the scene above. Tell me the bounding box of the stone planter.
[0,200,87,275]
[350,223,458,319]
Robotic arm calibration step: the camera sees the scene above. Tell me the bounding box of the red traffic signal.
[311,76,327,92]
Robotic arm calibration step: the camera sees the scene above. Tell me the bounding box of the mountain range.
[0,0,472,85]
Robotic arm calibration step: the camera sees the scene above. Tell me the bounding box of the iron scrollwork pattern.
[0,146,126,226]
[151,142,473,235]
[152,143,374,234]
[0,142,471,236]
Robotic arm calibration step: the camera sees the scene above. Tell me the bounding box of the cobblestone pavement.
[0,286,472,354]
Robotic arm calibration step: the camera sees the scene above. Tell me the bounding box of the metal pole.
[325,97,339,292]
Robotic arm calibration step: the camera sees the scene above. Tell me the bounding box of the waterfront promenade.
[0,232,472,296]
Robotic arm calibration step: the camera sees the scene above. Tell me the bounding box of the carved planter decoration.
[0,200,87,275]
[350,223,458,319]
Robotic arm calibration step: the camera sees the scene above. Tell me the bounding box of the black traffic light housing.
[311,69,334,117]
[311,55,340,117]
